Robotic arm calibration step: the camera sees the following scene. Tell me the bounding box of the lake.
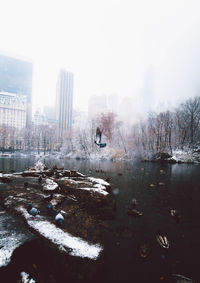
[0,156,200,283]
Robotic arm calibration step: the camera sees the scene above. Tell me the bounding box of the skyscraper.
[139,66,155,115]
[0,54,33,127]
[56,69,73,134]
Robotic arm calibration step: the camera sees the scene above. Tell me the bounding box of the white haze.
[0,0,200,115]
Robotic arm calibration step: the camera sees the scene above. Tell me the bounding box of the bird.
[27,203,40,216]
[158,182,165,186]
[55,211,64,226]
[94,128,106,148]
[149,183,156,188]
[172,274,193,282]
[139,243,151,258]
[127,208,143,217]
[47,203,53,211]
[156,232,169,249]
[170,209,181,223]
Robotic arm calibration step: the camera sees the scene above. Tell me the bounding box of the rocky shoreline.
[143,149,200,164]
[0,164,116,268]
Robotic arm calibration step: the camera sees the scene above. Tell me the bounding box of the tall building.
[0,91,27,129]
[43,106,57,127]
[139,66,155,115]
[56,69,73,134]
[0,54,33,127]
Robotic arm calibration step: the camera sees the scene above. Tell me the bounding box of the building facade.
[0,92,27,129]
[56,69,73,134]
[0,54,33,127]
[33,109,48,126]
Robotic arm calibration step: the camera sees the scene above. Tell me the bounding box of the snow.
[170,149,199,163]
[22,170,41,175]
[50,194,65,206]
[17,193,26,197]
[76,172,85,177]
[13,172,23,175]
[4,196,14,205]
[34,160,45,171]
[60,210,67,215]
[0,235,22,267]
[43,179,58,191]
[0,173,13,177]
[0,213,34,268]
[66,194,77,202]
[18,207,103,260]
[79,185,108,196]
[60,177,77,186]
[4,196,26,206]
[20,271,36,283]
[88,177,110,187]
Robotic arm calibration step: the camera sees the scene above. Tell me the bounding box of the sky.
[0,0,200,113]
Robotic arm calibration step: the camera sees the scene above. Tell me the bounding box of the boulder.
[0,167,116,262]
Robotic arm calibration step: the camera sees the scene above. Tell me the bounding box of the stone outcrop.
[0,167,115,262]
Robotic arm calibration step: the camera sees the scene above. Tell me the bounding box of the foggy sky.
[0,0,200,113]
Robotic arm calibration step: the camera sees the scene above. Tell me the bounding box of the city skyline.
[0,55,33,101]
[0,55,33,128]
[0,1,200,114]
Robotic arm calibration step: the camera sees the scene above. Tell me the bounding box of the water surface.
[0,156,200,282]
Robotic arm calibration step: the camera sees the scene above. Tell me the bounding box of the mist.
[0,0,199,116]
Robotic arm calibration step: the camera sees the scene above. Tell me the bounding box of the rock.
[168,158,177,164]
[0,166,115,261]
[0,176,12,183]
[156,152,172,160]
[43,179,59,192]
[22,171,40,177]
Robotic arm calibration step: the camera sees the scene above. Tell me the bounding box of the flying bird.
[94,128,106,148]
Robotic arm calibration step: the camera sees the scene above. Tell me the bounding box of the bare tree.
[180,96,200,145]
